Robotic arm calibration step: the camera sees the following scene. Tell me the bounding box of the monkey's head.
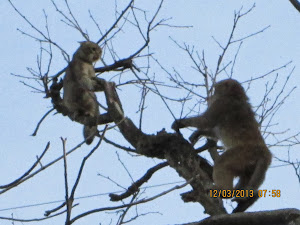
[213,79,248,101]
[74,41,102,64]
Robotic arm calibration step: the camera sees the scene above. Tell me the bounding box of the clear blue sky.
[0,0,299,224]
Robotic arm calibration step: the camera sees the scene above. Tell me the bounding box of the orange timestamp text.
[258,189,281,197]
[209,189,281,198]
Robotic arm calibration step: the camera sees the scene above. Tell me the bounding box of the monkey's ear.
[78,41,86,46]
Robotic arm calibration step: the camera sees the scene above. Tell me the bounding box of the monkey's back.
[213,97,265,149]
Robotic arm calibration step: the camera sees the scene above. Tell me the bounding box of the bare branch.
[0,142,50,190]
[110,162,168,201]
[289,0,300,13]
[184,208,300,225]
[7,0,69,60]
[0,209,68,223]
[0,141,84,195]
[31,108,55,136]
[70,179,193,223]
[61,138,71,224]
[97,0,135,44]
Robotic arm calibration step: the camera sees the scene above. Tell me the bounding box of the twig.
[61,138,71,224]
[110,162,168,201]
[0,142,50,190]
[97,0,135,44]
[31,108,54,136]
[70,178,193,223]
[0,141,84,195]
[0,209,67,222]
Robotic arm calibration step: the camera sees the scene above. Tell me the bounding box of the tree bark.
[104,83,226,215]
[184,208,300,225]
[290,0,300,13]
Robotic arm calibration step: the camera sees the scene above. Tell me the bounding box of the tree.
[0,0,299,224]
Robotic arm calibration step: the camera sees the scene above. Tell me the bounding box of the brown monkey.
[172,79,272,212]
[63,41,108,144]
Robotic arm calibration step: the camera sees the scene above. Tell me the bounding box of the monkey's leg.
[232,174,252,203]
[213,160,235,190]
[231,158,269,212]
[232,147,271,213]
[234,173,252,190]
[213,147,244,191]
[83,125,98,145]
[189,129,217,145]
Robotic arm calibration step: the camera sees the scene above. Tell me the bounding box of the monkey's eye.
[92,47,97,51]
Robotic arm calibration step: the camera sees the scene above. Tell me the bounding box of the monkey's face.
[213,79,246,98]
[76,41,102,63]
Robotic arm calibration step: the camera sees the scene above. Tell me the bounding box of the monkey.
[171,79,272,212]
[63,41,108,144]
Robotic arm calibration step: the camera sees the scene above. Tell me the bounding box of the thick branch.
[184,208,300,225]
[163,135,225,215]
[95,58,134,73]
[104,83,226,215]
[290,0,300,13]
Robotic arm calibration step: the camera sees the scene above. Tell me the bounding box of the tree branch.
[184,208,300,225]
[290,0,300,13]
[104,82,225,215]
[109,162,169,201]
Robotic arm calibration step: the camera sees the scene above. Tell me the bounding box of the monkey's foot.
[232,194,259,213]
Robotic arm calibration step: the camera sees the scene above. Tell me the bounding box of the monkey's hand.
[171,119,185,132]
[92,77,107,92]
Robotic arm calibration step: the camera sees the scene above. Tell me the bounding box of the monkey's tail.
[83,125,98,145]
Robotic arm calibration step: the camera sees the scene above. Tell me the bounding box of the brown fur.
[172,79,272,212]
[63,41,104,144]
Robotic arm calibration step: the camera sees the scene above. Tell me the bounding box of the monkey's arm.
[91,77,107,92]
[171,113,214,132]
[75,73,106,92]
[171,101,221,132]
[189,129,217,145]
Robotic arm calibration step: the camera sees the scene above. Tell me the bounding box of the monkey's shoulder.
[207,97,247,116]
